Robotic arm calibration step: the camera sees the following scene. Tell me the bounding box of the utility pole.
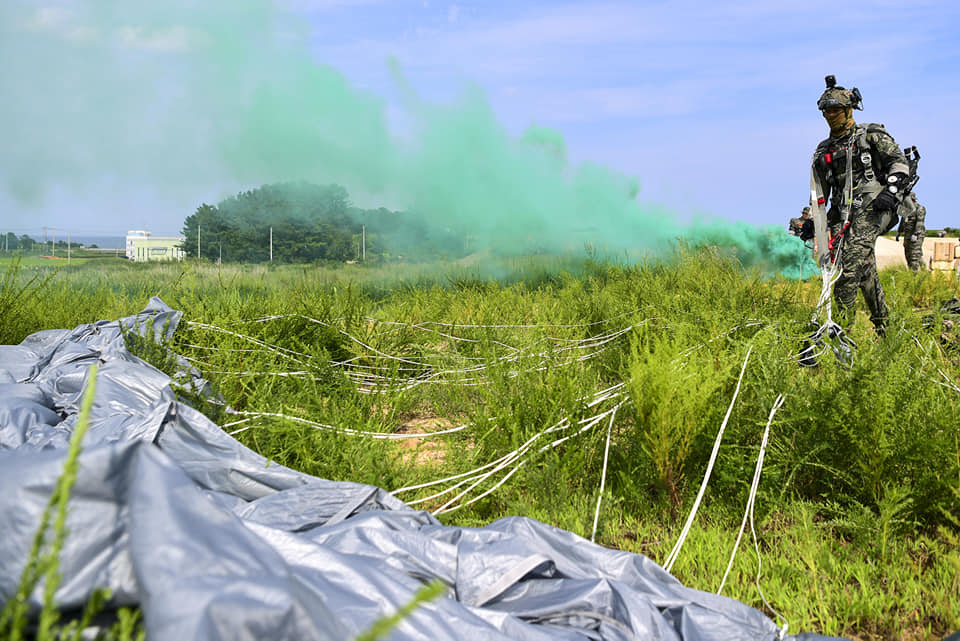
[362,224,366,261]
[197,224,201,260]
[51,227,56,257]
[270,226,273,262]
[218,242,222,264]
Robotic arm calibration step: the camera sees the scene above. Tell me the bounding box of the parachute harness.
[800,141,857,367]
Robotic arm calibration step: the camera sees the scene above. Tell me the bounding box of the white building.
[126,230,186,262]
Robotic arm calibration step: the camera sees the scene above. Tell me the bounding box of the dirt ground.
[874,236,958,271]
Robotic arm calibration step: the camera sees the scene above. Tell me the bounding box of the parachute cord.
[663,345,752,573]
[811,137,855,328]
[591,402,622,542]
[717,394,789,638]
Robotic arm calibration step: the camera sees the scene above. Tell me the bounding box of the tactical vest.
[815,123,903,231]
[816,123,888,195]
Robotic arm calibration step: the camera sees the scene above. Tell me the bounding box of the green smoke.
[686,218,820,278]
[0,1,810,275]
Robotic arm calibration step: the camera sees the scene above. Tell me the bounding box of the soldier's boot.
[864,295,888,336]
[859,269,889,337]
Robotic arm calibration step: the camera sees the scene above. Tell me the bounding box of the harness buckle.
[860,152,876,181]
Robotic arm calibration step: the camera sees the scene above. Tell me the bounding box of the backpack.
[902,145,920,195]
[886,145,921,234]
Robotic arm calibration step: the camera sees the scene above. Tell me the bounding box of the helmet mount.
[817,75,863,111]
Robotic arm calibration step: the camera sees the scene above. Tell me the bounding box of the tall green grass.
[0,255,61,344]
[4,250,960,640]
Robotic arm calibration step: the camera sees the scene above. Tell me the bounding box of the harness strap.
[856,126,876,183]
[828,222,851,263]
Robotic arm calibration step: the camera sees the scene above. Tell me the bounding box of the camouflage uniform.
[812,123,910,331]
[899,192,926,272]
[789,207,814,239]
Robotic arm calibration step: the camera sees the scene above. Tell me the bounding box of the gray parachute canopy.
[0,298,848,641]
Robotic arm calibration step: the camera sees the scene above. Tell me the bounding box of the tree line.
[180,182,465,264]
[2,234,38,251]
[1,235,91,252]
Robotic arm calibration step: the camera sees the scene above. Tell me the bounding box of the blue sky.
[1,0,958,241]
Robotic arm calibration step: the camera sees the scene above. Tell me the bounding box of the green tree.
[3,232,19,251]
[178,182,454,264]
[181,183,362,264]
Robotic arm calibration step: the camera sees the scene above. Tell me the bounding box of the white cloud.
[116,25,192,52]
[23,6,98,44]
[28,6,71,29]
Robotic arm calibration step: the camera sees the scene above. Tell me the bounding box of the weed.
[353,580,446,641]
[0,254,60,344]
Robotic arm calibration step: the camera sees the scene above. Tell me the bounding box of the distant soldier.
[789,206,817,260]
[788,206,815,241]
[811,75,911,334]
[897,192,926,272]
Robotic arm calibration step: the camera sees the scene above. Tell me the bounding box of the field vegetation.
[2,248,959,640]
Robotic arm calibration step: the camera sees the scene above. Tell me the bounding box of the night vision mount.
[823,74,863,110]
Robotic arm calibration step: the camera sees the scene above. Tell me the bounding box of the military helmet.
[817,75,862,110]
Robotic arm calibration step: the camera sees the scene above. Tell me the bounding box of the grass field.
[0,251,128,268]
[2,249,959,640]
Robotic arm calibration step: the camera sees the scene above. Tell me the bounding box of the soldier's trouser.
[833,211,888,331]
[900,199,926,272]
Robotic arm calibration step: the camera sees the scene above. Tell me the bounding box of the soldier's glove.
[874,172,908,211]
[873,189,898,212]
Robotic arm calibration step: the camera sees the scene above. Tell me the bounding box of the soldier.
[789,206,818,260]
[789,206,815,240]
[898,192,926,272]
[811,75,911,334]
